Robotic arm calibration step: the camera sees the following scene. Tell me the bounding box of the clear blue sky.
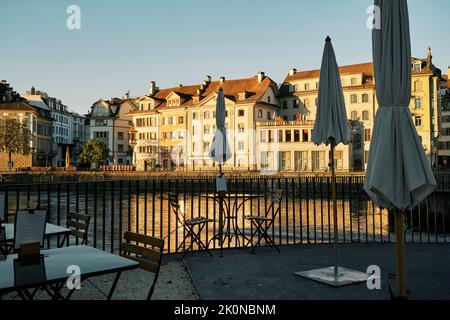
[1,0,449,114]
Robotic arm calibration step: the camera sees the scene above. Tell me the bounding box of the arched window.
[362,94,369,103]
[351,111,358,120]
[350,94,358,104]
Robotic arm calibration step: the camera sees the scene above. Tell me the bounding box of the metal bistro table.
[0,245,139,300]
[0,223,71,255]
[202,193,265,256]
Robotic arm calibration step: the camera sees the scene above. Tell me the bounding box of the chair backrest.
[66,212,90,241]
[121,231,164,300]
[168,192,185,225]
[265,189,283,219]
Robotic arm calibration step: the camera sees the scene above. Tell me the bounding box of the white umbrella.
[209,87,232,174]
[296,37,369,286]
[364,0,437,298]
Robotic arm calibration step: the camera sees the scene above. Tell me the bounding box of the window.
[95,119,107,126]
[238,141,245,151]
[285,130,292,142]
[238,110,245,117]
[415,116,422,127]
[117,132,124,140]
[302,129,309,142]
[203,142,210,153]
[311,151,325,171]
[162,118,166,125]
[293,100,299,109]
[260,130,267,143]
[204,111,210,119]
[178,116,184,124]
[351,78,358,86]
[362,94,369,103]
[267,111,272,120]
[278,130,283,142]
[238,123,245,133]
[294,151,308,171]
[168,117,174,125]
[351,111,358,120]
[414,80,422,92]
[94,131,108,139]
[315,98,318,107]
[192,112,198,120]
[282,101,288,109]
[350,94,358,104]
[414,97,422,109]
[362,110,369,121]
[304,83,310,91]
[413,64,421,72]
[203,125,210,135]
[258,109,263,118]
[294,130,300,142]
[279,151,291,171]
[267,96,271,103]
[117,144,124,152]
[364,129,371,142]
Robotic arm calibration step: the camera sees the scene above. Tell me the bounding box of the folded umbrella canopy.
[296,37,369,286]
[209,88,232,173]
[364,0,437,298]
[312,36,350,147]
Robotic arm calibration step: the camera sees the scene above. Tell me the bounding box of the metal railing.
[1,175,448,254]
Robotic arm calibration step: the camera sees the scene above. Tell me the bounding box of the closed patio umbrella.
[209,88,232,175]
[364,0,437,298]
[296,37,368,286]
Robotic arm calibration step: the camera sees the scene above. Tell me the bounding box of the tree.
[77,139,108,164]
[0,117,31,170]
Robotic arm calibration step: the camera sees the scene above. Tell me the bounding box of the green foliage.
[77,139,108,164]
[0,117,31,157]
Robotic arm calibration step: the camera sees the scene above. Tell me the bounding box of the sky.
[0,0,449,115]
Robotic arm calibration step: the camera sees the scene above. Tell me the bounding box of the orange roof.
[284,62,374,82]
[0,101,36,112]
[130,75,277,114]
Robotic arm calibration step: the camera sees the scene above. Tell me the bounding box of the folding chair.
[245,189,283,253]
[120,231,164,300]
[169,192,214,259]
[59,212,90,247]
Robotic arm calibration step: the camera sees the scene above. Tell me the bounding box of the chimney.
[204,75,211,83]
[288,68,297,76]
[196,88,202,95]
[258,71,265,83]
[31,86,36,95]
[124,90,130,99]
[178,84,183,88]
[220,76,225,83]
[427,47,432,66]
[149,81,156,96]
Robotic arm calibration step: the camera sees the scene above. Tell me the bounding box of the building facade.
[129,73,280,171]
[438,68,450,167]
[88,96,136,165]
[23,87,87,166]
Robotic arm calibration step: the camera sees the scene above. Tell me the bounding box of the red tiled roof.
[130,75,277,114]
[284,62,374,82]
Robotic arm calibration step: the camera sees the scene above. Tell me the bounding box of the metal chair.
[59,212,90,247]
[245,189,283,253]
[120,231,164,300]
[169,192,214,259]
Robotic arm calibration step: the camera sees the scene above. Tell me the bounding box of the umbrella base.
[295,266,369,287]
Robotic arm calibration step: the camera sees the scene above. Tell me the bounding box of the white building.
[88,95,136,165]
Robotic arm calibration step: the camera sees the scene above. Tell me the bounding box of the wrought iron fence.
[1,175,448,254]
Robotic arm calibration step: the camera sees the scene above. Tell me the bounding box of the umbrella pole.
[330,142,339,280]
[219,162,223,257]
[394,208,407,298]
